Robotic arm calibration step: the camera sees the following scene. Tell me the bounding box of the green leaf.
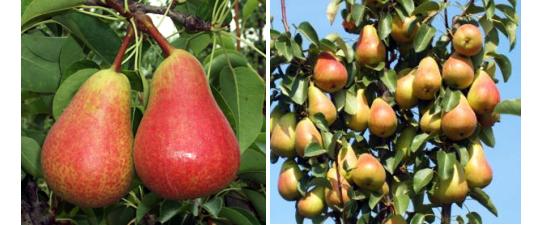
[21,45,60,93]
[311,113,331,132]
[238,148,266,185]
[136,193,160,223]
[393,193,410,215]
[351,3,365,27]
[204,50,249,82]
[22,34,67,62]
[242,0,258,22]
[466,211,482,223]
[413,168,434,193]
[159,200,182,223]
[344,88,358,114]
[297,22,320,46]
[495,98,520,116]
[397,0,415,15]
[231,207,261,225]
[368,192,384,209]
[436,151,455,180]
[22,0,85,28]
[21,136,41,177]
[220,67,265,153]
[441,89,461,112]
[480,126,495,148]
[410,213,426,224]
[487,52,511,82]
[325,33,352,63]
[219,207,254,225]
[304,142,327,158]
[204,197,224,217]
[470,187,498,216]
[281,75,308,105]
[378,12,392,40]
[52,68,98,119]
[242,189,266,222]
[59,36,85,75]
[410,133,430,153]
[380,69,397,94]
[413,24,436,53]
[484,0,495,19]
[412,1,440,15]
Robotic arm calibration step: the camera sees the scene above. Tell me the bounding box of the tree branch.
[112,25,135,72]
[280,0,290,33]
[441,204,452,224]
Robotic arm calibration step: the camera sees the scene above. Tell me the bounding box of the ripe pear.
[133,49,240,200]
[297,187,326,218]
[313,52,348,93]
[308,84,337,125]
[271,112,297,157]
[441,94,477,141]
[325,166,351,208]
[278,159,304,200]
[464,140,493,188]
[41,69,133,208]
[369,98,397,138]
[477,112,500,127]
[295,117,323,157]
[467,70,501,114]
[395,68,418,109]
[452,24,483,56]
[442,53,474,89]
[356,25,386,66]
[351,153,386,191]
[391,15,419,44]
[413,56,442,100]
[429,162,469,204]
[420,108,442,135]
[395,126,417,160]
[384,214,407,224]
[337,144,358,182]
[270,106,284,133]
[345,88,370,131]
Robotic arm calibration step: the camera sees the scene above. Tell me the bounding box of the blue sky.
[270,0,521,224]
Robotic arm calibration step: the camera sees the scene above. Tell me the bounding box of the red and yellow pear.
[270,112,297,157]
[325,166,351,208]
[308,84,337,125]
[313,52,348,93]
[413,56,442,100]
[391,15,419,44]
[351,153,386,191]
[420,108,442,135]
[368,98,397,138]
[452,24,483,56]
[337,144,358,182]
[429,162,469,204]
[356,25,386,66]
[395,68,418,109]
[384,214,407,224]
[297,187,326,218]
[295,117,323,157]
[467,70,501,114]
[278,159,304,200]
[464,140,493,188]
[345,88,370,131]
[441,94,477,141]
[442,53,475,89]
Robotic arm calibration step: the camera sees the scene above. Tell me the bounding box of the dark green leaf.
[21,45,60,93]
[159,200,181,223]
[441,89,461,112]
[380,69,397,94]
[413,24,436,52]
[52,68,98,119]
[470,187,498,216]
[242,189,266,222]
[410,213,426,224]
[436,151,455,180]
[304,142,327,158]
[21,136,41,177]
[297,22,319,46]
[22,0,85,28]
[488,52,512,82]
[219,207,254,225]
[136,193,161,223]
[413,168,434,193]
[351,3,365,27]
[22,33,67,62]
[378,12,392,40]
[397,0,415,15]
[242,0,258,22]
[494,98,520,116]
[204,197,223,217]
[59,36,85,74]
[466,211,482,223]
[394,193,410,215]
[410,133,430,153]
[412,1,440,15]
[480,126,495,148]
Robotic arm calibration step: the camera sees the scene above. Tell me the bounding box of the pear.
[413,56,442,100]
[467,70,501,114]
[429,162,469,204]
[452,24,483,56]
[295,117,323,157]
[313,52,348,93]
[464,140,493,188]
[477,112,500,127]
[337,144,358,182]
[442,53,474,89]
[369,98,397,138]
[384,214,407,224]
[41,69,133,208]
[297,187,326,218]
[351,153,386,191]
[345,88,370,131]
[308,84,337,125]
[271,112,297,157]
[325,166,351,208]
[395,126,417,160]
[278,159,304,200]
[270,106,284,133]
[134,49,240,200]
[391,15,419,44]
[441,94,477,141]
[395,68,418,109]
[356,25,386,66]
[376,181,390,196]
[420,108,442,135]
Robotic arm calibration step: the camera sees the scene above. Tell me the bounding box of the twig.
[233,0,241,50]
[443,0,450,31]
[280,0,290,33]
[441,204,451,224]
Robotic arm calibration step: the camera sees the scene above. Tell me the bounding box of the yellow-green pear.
[442,52,474,89]
[467,70,501,115]
[325,166,351,208]
[337,144,358,182]
[345,88,370,131]
[376,181,390,196]
[395,68,418,109]
[369,98,397,138]
[441,94,477,141]
[391,15,419,44]
[356,25,386,66]
[295,117,323,157]
[308,84,337,125]
[297,187,326,218]
[429,162,469,204]
[351,153,386,191]
[464,140,493,188]
[420,108,441,135]
[395,126,417,160]
[278,159,303,200]
[413,56,442,100]
[270,112,297,157]
[384,214,407,224]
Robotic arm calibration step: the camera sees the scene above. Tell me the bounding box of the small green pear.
[308,84,337,125]
[441,94,477,141]
[452,24,483,56]
[270,112,297,157]
[356,25,386,66]
[413,56,442,100]
[464,140,493,188]
[467,70,501,115]
[429,162,469,204]
[369,98,397,138]
[278,159,303,200]
[442,52,474,89]
[391,15,419,44]
[345,88,370,131]
[297,187,326,218]
[395,68,418,109]
[325,166,351,208]
[420,108,442,135]
[295,117,323,157]
[351,153,386,191]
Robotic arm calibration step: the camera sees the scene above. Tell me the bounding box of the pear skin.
[42,69,133,208]
[351,153,386,191]
[356,25,386,66]
[413,56,442,100]
[441,95,477,141]
[395,68,418,109]
[391,15,419,44]
[313,52,348,93]
[467,70,501,114]
[442,53,474,89]
[271,112,297,157]
[452,24,483,56]
[345,88,371,131]
[337,144,358,182]
[395,126,417,160]
[295,117,323,157]
[384,214,407,224]
[325,166,351,208]
[420,108,442,135]
[464,140,493,188]
[308,84,337,125]
[270,106,284,133]
[429,162,469,204]
[369,98,397,138]
[278,159,304,200]
[297,187,326,218]
[477,112,500,127]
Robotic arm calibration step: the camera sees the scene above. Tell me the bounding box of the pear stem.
[134,12,174,57]
[441,204,452,224]
[112,26,135,73]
